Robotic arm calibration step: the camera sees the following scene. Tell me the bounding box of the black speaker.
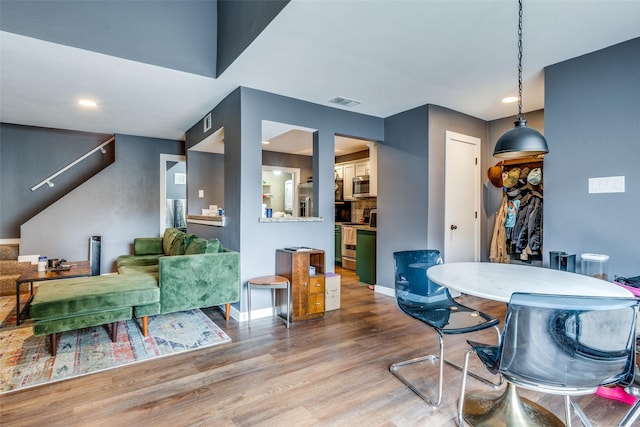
[89,236,101,276]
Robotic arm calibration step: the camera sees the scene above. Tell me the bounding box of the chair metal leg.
[569,399,593,427]
[618,399,640,427]
[391,326,502,409]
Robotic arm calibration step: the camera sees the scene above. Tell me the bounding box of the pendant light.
[493,0,548,159]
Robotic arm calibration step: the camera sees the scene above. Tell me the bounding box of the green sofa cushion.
[134,237,163,255]
[117,254,163,268]
[117,264,159,275]
[185,238,222,255]
[31,273,159,319]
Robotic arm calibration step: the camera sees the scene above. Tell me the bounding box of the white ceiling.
[1,1,639,143]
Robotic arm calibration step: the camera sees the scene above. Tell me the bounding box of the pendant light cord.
[517,0,524,120]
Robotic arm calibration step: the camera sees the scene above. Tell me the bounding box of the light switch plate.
[588,176,625,194]
[198,189,204,198]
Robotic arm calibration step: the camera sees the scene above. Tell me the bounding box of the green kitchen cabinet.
[356,229,376,285]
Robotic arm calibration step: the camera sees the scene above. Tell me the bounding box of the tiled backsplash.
[352,198,377,223]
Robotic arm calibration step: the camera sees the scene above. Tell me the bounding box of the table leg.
[462,383,564,427]
[15,281,34,326]
[247,282,252,328]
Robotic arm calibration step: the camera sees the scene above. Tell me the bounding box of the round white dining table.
[427,262,632,302]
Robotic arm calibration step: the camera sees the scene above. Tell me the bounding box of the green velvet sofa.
[116,227,240,320]
[30,228,240,356]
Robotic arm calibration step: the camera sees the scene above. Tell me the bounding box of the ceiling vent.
[328,96,361,107]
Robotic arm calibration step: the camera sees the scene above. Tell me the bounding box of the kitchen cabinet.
[355,160,369,176]
[276,248,325,322]
[356,229,376,285]
[342,163,355,200]
[334,165,343,179]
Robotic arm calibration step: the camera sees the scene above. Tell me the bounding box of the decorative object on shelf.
[493,0,549,159]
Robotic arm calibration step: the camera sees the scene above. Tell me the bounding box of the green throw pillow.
[162,228,182,255]
[205,238,222,253]
[185,238,207,255]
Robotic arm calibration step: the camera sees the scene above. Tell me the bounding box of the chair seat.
[400,297,499,333]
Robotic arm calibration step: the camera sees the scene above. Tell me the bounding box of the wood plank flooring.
[1,267,633,426]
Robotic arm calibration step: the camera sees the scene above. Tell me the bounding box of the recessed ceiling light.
[502,96,518,104]
[78,99,97,107]
[262,141,270,145]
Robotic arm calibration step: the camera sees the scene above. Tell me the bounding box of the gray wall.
[0,0,217,77]
[238,88,383,312]
[0,123,113,239]
[426,105,489,260]
[216,0,289,76]
[262,151,313,184]
[377,104,489,290]
[20,133,184,273]
[185,88,242,251]
[166,161,186,200]
[186,151,225,215]
[543,38,640,277]
[377,105,430,290]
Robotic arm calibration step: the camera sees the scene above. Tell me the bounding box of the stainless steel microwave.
[353,175,371,198]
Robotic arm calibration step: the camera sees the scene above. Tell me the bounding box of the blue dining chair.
[390,250,502,408]
[458,292,638,427]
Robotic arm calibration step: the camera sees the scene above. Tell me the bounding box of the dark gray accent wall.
[216,0,289,76]
[544,38,640,277]
[0,0,217,77]
[166,161,186,200]
[187,151,224,215]
[19,133,184,272]
[378,105,430,290]
[185,88,241,251]
[262,151,312,184]
[0,123,113,238]
[377,104,487,291]
[238,87,383,311]
[427,105,488,259]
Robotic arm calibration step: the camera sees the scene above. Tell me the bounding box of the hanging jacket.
[490,196,510,263]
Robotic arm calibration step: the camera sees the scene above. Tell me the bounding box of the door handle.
[450,224,458,230]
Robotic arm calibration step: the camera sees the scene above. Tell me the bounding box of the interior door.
[444,131,481,264]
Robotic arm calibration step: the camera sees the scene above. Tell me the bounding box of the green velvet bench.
[30,273,159,356]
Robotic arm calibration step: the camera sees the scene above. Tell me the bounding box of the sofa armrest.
[157,250,240,314]
[134,237,164,256]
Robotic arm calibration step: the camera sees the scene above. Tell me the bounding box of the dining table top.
[427,262,633,303]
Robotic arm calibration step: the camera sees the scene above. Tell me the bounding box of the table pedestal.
[462,383,564,427]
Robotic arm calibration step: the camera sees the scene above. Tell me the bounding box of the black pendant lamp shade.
[493,118,549,159]
[493,0,549,159]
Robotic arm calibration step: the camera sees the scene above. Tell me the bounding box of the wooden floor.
[1,267,632,426]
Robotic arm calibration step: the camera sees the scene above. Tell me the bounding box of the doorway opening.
[160,154,186,235]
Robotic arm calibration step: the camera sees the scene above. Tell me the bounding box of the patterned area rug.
[0,296,231,393]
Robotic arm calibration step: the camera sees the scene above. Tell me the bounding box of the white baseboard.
[0,238,20,245]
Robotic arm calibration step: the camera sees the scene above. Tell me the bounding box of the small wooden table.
[247,275,291,328]
[15,260,92,325]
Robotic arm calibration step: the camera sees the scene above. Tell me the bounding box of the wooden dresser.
[276,248,325,322]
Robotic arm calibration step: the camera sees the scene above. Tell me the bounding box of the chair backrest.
[393,250,446,303]
[499,292,638,389]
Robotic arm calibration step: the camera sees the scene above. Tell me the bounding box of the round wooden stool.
[247,275,290,328]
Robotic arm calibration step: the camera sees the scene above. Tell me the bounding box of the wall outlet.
[588,176,625,194]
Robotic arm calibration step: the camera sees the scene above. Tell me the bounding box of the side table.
[247,275,290,328]
[15,260,92,325]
